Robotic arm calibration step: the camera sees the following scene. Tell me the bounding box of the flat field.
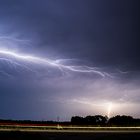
[1,125,140,140]
[0,130,140,140]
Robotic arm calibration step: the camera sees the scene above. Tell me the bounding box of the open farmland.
[1,124,140,140]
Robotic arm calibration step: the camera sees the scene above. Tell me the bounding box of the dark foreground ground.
[0,130,140,140]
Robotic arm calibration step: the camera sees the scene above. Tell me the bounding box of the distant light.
[107,102,113,118]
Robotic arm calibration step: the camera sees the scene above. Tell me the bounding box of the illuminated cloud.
[0,48,113,78]
[0,0,140,121]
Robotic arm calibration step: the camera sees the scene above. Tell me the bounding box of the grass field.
[0,125,140,140]
[0,130,140,140]
[1,125,140,140]
[1,124,140,130]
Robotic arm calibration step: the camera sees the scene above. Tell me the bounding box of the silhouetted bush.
[1,115,140,126]
[108,115,134,126]
[71,115,107,125]
[71,116,85,125]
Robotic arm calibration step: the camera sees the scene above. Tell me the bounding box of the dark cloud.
[0,0,140,66]
[0,0,140,120]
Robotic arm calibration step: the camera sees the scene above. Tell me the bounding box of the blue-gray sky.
[0,0,140,121]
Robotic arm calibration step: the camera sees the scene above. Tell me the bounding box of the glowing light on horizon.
[67,98,115,118]
[107,102,113,118]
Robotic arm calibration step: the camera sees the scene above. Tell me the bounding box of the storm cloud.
[0,0,140,121]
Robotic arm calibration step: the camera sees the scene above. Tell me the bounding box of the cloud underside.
[0,0,140,120]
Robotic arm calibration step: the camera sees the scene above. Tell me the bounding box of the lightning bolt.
[58,98,114,118]
[0,57,37,74]
[0,49,112,78]
[0,36,30,43]
[107,102,113,118]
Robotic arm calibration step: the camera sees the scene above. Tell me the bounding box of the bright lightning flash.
[107,102,113,118]
[0,49,112,77]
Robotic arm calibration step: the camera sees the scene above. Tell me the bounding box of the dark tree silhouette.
[94,115,107,125]
[108,115,134,126]
[1,115,140,126]
[84,116,96,125]
[71,115,107,125]
[71,116,85,125]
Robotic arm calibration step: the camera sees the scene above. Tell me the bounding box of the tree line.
[1,115,140,126]
[71,115,140,126]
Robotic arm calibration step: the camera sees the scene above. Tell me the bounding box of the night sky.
[0,0,140,121]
